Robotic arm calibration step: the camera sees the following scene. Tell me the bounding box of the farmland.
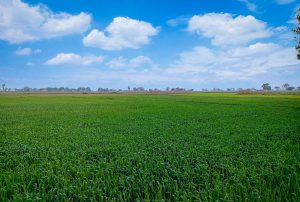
[0,93,299,201]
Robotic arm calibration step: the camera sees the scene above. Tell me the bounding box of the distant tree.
[128,86,130,91]
[2,84,5,91]
[137,87,145,91]
[166,87,170,91]
[282,83,290,90]
[297,86,300,91]
[294,8,300,59]
[287,86,295,91]
[23,86,31,92]
[212,88,223,92]
[86,87,91,92]
[261,83,271,91]
[274,86,280,91]
[46,87,53,92]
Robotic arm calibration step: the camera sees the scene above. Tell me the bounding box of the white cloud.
[45,53,103,66]
[167,16,190,27]
[106,56,127,69]
[235,0,294,11]
[15,47,32,56]
[106,55,153,69]
[276,0,295,5]
[236,0,257,11]
[166,43,299,80]
[188,13,271,46]
[69,68,198,87]
[0,0,92,44]
[83,17,159,50]
[15,47,41,56]
[128,56,153,68]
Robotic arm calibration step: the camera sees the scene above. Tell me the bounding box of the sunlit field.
[0,93,299,201]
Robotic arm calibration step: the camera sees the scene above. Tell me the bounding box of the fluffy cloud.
[188,13,271,46]
[106,56,153,69]
[15,47,41,56]
[83,17,159,50]
[45,53,103,66]
[0,0,92,44]
[183,12,298,80]
[166,43,299,80]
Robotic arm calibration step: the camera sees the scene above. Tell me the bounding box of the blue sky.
[0,0,299,90]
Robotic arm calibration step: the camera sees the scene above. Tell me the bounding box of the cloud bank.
[106,56,153,69]
[188,13,271,46]
[0,0,92,44]
[45,53,103,66]
[83,17,159,50]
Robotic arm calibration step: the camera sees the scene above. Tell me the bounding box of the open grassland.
[0,93,300,201]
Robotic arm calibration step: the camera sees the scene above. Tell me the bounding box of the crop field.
[0,93,299,201]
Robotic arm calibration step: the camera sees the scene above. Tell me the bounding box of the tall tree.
[262,83,271,91]
[282,83,290,90]
[295,8,300,59]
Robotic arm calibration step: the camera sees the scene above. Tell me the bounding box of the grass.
[0,93,299,201]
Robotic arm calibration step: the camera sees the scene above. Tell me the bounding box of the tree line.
[261,83,300,91]
[1,83,300,93]
[0,85,194,93]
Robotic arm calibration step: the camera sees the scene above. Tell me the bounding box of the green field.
[0,93,299,201]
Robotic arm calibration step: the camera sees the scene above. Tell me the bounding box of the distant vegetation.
[1,83,300,93]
